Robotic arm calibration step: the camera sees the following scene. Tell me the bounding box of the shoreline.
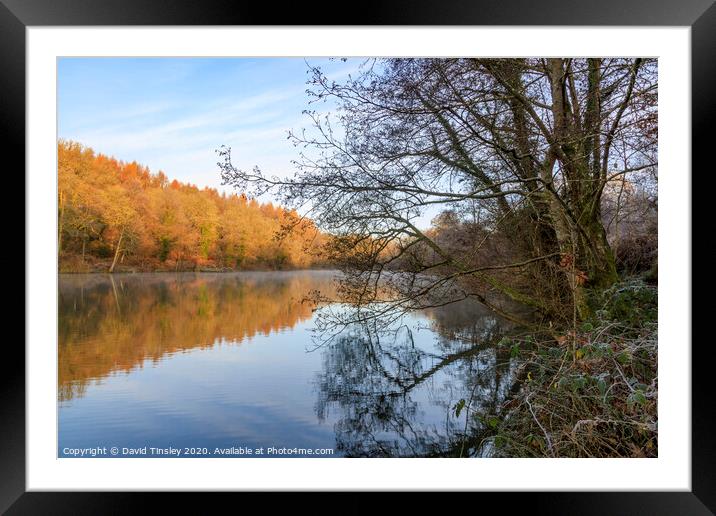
[58,267,338,274]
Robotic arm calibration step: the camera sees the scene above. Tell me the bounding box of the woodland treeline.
[58,141,328,272]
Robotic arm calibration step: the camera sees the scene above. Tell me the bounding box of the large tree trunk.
[546,58,619,319]
[580,209,619,289]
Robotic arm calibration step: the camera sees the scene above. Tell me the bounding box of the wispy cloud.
[60,64,313,184]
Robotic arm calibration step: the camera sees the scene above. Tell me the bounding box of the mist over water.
[59,271,516,457]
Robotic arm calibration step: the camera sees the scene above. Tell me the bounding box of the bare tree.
[219,58,657,324]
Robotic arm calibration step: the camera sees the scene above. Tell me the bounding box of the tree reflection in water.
[58,271,337,402]
[313,299,519,457]
[59,272,523,457]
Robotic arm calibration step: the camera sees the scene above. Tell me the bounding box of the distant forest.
[58,141,328,272]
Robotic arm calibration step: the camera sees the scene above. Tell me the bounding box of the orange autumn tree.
[57,140,329,272]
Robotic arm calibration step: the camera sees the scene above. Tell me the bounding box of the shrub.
[480,280,657,458]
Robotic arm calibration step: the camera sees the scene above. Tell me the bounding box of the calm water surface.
[58,271,516,457]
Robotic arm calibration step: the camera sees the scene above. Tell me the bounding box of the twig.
[526,393,554,457]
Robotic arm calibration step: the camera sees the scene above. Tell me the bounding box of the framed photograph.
[5,0,712,512]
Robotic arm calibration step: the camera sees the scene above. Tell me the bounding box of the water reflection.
[314,303,517,457]
[59,271,337,401]
[59,271,518,457]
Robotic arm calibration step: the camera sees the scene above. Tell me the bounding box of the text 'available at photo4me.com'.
[61,445,336,457]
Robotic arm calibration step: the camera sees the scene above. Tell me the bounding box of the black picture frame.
[4,0,712,512]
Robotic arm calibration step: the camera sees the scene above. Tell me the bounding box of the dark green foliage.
[158,237,173,262]
[593,280,657,329]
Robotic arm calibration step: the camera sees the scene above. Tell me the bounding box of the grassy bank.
[480,279,658,458]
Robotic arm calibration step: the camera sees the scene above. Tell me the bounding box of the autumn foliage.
[58,141,329,272]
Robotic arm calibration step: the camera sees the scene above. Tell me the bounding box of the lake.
[58,271,517,458]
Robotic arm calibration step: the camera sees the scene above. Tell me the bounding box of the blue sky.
[58,57,359,192]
